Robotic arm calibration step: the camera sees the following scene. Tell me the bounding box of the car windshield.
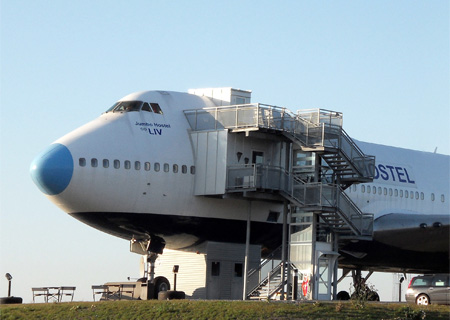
[106,101,143,113]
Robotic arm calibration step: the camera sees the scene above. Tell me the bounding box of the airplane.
[30,88,449,298]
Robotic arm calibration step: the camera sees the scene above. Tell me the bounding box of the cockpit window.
[150,103,163,114]
[106,101,143,113]
[142,102,152,112]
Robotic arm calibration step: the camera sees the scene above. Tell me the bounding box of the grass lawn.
[1,300,449,320]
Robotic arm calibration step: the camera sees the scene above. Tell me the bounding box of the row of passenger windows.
[78,158,195,174]
[349,184,445,202]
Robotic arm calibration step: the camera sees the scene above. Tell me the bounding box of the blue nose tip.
[30,143,74,195]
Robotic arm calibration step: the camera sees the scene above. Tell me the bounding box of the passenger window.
[150,103,163,114]
[124,160,131,170]
[142,102,152,112]
[164,163,169,172]
[144,162,151,171]
[405,191,408,199]
[91,158,98,167]
[154,162,160,172]
[431,193,435,201]
[79,158,86,167]
[378,187,382,195]
[173,164,178,173]
[367,186,371,193]
[361,185,365,193]
[182,165,187,174]
[415,192,419,200]
[103,159,109,168]
[384,188,387,196]
[400,190,403,198]
[441,194,445,202]
[389,188,393,196]
[114,160,120,169]
[135,161,141,170]
[190,166,196,174]
[410,191,414,199]
[394,189,398,197]
[432,276,447,287]
[373,187,376,195]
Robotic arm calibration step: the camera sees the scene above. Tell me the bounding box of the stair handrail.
[247,245,283,278]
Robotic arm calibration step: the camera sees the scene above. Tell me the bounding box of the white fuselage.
[31,90,449,272]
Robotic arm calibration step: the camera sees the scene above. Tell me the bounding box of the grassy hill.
[1,300,449,320]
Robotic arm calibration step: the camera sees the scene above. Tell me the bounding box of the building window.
[211,262,220,276]
[124,160,131,170]
[154,162,160,172]
[144,162,151,171]
[91,158,98,167]
[114,160,120,169]
[234,263,243,277]
[173,164,178,173]
[135,161,141,170]
[79,158,86,167]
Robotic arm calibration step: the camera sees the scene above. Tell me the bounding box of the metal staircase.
[184,103,375,238]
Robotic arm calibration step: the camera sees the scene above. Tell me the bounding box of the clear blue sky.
[1,0,448,302]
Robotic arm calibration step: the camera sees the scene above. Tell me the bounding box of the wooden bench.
[92,285,110,301]
[32,287,49,303]
[119,284,136,300]
[59,287,76,302]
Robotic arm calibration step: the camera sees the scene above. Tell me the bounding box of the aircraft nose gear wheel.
[416,294,430,305]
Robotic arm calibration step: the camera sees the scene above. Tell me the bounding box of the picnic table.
[92,283,137,301]
[32,286,76,303]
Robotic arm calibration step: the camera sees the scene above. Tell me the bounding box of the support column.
[243,201,252,300]
[280,201,288,300]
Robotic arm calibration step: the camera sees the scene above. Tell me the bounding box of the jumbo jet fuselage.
[30,90,449,274]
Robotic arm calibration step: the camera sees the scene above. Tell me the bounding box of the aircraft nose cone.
[30,143,74,195]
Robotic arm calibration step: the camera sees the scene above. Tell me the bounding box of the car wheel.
[416,294,430,305]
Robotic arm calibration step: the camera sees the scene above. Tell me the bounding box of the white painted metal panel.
[156,249,207,299]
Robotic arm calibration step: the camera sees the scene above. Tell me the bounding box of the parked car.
[405,274,449,305]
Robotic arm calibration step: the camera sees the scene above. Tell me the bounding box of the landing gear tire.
[336,291,350,300]
[416,294,430,305]
[153,276,170,299]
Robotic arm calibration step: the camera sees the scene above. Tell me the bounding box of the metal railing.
[227,164,373,236]
[184,105,375,180]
